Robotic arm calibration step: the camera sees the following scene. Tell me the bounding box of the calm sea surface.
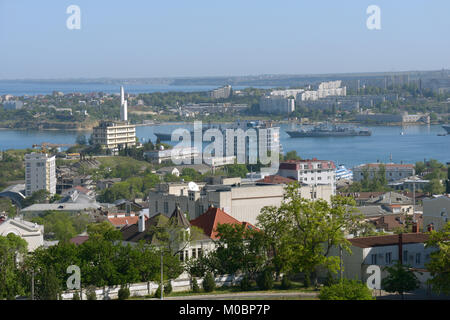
[1,124,449,168]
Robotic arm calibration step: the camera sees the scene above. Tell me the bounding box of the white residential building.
[92,121,136,150]
[25,153,56,197]
[323,233,436,289]
[259,95,295,114]
[148,179,332,225]
[353,163,415,182]
[277,159,337,195]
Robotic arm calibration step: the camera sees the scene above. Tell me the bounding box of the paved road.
[146,291,319,300]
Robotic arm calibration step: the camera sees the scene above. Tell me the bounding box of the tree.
[225,164,248,178]
[318,279,374,300]
[35,266,62,300]
[31,211,79,242]
[0,234,28,299]
[23,189,51,207]
[202,272,216,292]
[258,183,362,285]
[87,221,122,241]
[191,278,200,293]
[256,269,274,290]
[382,261,420,299]
[211,223,266,279]
[283,150,302,161]
[76,134,87,146]
[424,179,445,195]
[425,222,450,295]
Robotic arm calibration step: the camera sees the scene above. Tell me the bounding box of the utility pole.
[160,249,163,300]
[31,270,35,300]
[339,244,343,281]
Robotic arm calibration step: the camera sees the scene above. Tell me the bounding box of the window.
[403,250,408,263]
[371,254,377,265]
[385,252,392,264]
[415,253,421,265]
[197,248,203,258]
[192,248,197,259]
[179,251,184,262]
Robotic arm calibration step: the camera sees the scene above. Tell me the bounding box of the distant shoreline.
[0,121,442,132]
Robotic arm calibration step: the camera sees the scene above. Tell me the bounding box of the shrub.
[202,272,216,293]
[164,281,173,295]
[318,279,374,300]
[257,270,274,290]
[86,286,97,300]
[240,275,251,291]
[118,287,130,300]
[192,278,200,293]
[72,292,80,300]
[154,285,162,298]
[281,275,292,290]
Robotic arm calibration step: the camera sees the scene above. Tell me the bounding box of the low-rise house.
[423,195,450,231]
[353,163,415,182]
[0,216,44,251]
[96,178,122,191]
[324,233,436,288]
[388,176,430,192]
[364,191,414,215]
[107,212,148,229]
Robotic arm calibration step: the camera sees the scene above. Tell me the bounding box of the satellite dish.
[188,181,199,192]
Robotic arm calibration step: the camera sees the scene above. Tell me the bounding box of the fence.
[61,274,244,300]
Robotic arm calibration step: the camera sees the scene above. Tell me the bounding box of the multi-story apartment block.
[208,85,232,99]
[3,100,24,110]
[277,159,337,194]
[259,95,295,114]
[353,163,415,182]
[91,121,136,150]
[25,153,56,197]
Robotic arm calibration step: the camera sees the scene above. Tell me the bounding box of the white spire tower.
[120,86,128,122]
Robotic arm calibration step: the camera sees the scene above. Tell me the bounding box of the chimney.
[412,221,419,233]
[398,233,403,265]
[138,213,145,232]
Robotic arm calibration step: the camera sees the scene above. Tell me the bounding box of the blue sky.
[0,0,449,79]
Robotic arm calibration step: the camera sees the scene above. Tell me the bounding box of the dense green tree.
[87,221,123,241]
[212,223,266,279]
[318,279,374,300]
[424,179,445,195]
[225,164,248,178]
[258,183,362,285]
[0,234,28,299]
[283,150,302,161]
[425,222,450,295]
[382,261,421,299]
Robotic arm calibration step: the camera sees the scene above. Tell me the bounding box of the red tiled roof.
[73,186,91,194]
[107,215,147,227]
[70,235,89,245]
[257,175,296,184]
[190,207,256,240]
[371,214,423,231]
[349,233,429,248]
